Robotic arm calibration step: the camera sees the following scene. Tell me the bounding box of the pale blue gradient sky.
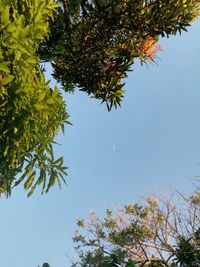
[0,21,200,267]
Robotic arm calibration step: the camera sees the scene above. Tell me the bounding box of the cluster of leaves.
[71,192,200,266]
[1,0,200,196]
[38,263,51,267]
[174,230,200,266]
[0,0,69,196]
[39,0,200,110]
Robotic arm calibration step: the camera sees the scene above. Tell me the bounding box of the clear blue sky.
[0,20,200,267]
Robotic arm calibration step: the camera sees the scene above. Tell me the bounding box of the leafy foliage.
[39,0,200,110]
[174,229,200,266]
[1,0,200,196]
[71,192,200,266]
[0,0,68,196]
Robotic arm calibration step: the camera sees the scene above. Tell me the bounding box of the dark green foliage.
[42,263,51,267]
[38,263,51,267]
[39,0,200,110]
[174,228,200,266]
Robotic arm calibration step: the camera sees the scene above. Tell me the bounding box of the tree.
[42,263,51,267]
[71,189,200,266]
[39,0,200,110]
[0,0,68,196]
[1,0,200,196]
[38,263,51,267]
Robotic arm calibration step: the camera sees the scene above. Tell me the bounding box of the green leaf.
[24,171,36,190]
[0,75,14,85]
[0,62,10,73]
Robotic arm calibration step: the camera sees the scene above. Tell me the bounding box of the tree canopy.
[39,0,200,110]
[0,0,200,196]
[0,0,68,196]
[71,189,200,267]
